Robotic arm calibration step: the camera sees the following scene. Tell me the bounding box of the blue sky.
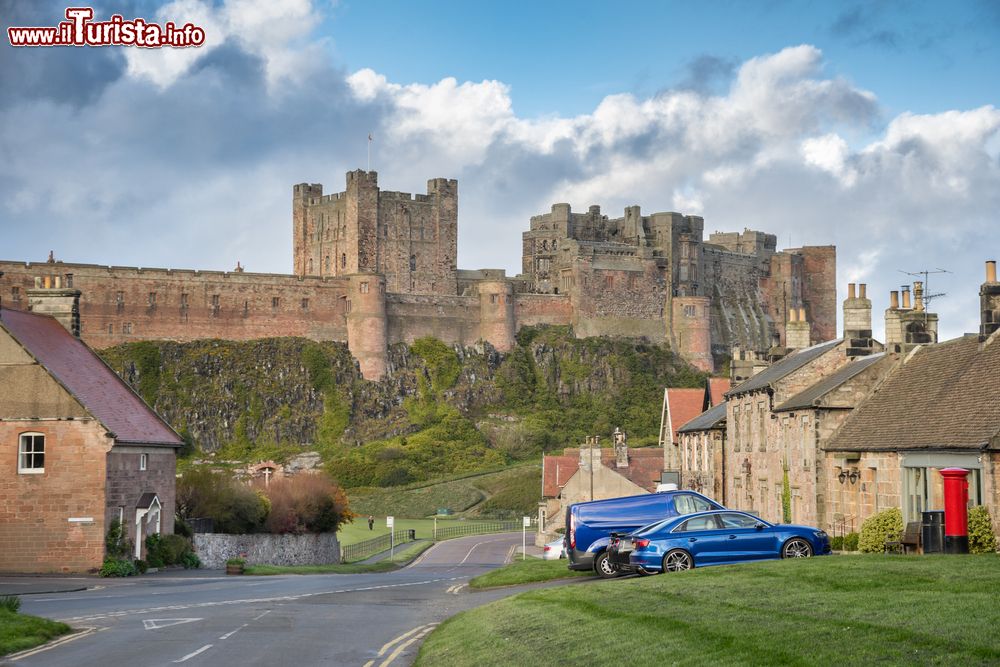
[1,0,999,340]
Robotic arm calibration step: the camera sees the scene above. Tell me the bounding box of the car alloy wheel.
[662,549,693,572]
[782,538,813,558]
[594,552,620,579]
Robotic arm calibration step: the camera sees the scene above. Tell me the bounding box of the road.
[10,532,542,667]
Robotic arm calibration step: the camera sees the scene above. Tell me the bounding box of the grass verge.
[244,540,434,575]
[417,554,1000,666]
[469,558,593,589]
[338,517,516,547]
[0,609,72,656]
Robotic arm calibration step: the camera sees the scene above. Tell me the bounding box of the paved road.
[9,533,543,667]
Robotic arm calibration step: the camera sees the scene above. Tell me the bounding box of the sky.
[1,0,999,341]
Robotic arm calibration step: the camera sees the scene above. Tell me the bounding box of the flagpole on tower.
[367,132,373,172]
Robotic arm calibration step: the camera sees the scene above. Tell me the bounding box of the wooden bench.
[885,521,921,554]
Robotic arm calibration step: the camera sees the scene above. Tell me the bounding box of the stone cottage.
[0,282,182,573]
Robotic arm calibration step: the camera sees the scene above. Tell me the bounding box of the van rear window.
[674,494,714,515]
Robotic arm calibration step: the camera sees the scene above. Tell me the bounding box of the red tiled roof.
[542,447,663,497]
[666,388,704,444]
[0,308,182,446]
[707,378,731,408]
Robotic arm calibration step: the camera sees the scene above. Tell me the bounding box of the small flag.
[368,132,373,141]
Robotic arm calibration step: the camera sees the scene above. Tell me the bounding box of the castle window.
[18,433,44,474]
[64,274,73,288]
[211,294,220,308]
[272,297,280,309]
[341,254,346,269]
[123,322,133,335]
[490,294,499,304]
[380,283,385,294]
[148,292,157,307]
[325,256,331,272]
[301,298,309,311]
[541,240,548,251]
[360,282,369,294]
[243,300,249,316]
[605,275,613,288]
[683,305,696,317]
[10,286,19,302]
[180,293,189,309]
[552,239,558,250]
[140,453,147,471]
[346,299,352,313]
[409,255,416,272]
[308,259,313,274]
[108,323,113,334]
[116,291,124,304]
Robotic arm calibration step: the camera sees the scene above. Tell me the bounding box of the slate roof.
[726,339,842,397]
[0,307,182,446]
[827,335,1000,451]
[677,401,728,433]
[707,378,731,408]
[774,353,885,412]
[542,447,662,497]
[666,388,705,444]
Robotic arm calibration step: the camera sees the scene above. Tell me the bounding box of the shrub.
[0,595,20,613]
[968,505,998,554]
[176,467,269,534]
[225,557,245,567]
[830,535,843,550]
[858,507,903,553]
[105,518,132,559]
[844,532,859,551]
[145,533,194,567]
[145,534,165,568]
[261,474,351,534]
[134,559,149,574]
[99,557,137,577]
[181,552,201,569]
[173,516,193,538]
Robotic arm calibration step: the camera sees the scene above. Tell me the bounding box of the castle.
[0,170,836,378]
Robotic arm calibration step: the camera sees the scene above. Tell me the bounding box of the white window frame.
[140,453,148,471]
[18,432,45,474]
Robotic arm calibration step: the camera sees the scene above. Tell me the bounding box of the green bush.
[145,534,165,568]
[145,533,195,567]
[181,552,201,569]
[105,518,132,559]
[0,595,20,613]
[176,467,270,534]
[844,532,859,551]
[134,559,149,574]
[968,505,998,554]
[830,535,843,550]
[858,507,903,553]
[99,557,137,577]
[226,557,245,567]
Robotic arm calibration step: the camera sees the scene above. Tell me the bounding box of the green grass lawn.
[245,541,434,575]
[0,609,72,656]
[338,517,517,546]
[417,554,1000,666]
[469,557,593,589]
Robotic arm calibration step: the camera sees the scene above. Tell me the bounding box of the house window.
[272,297,280,308]
[140,453,148,471]
[18,433,44,474]
[360,282,369,294]
[10,286,20,302]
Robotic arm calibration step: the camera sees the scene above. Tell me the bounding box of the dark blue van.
[566,491,722,577]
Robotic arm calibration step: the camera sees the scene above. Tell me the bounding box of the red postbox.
[940,467,970,554]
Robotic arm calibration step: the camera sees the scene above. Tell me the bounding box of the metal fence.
[434,520,521,541]
[340,529,416,563]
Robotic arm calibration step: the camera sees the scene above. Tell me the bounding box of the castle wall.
[385,293,480,347]
[0,261,349,349]
[513,294,573,329]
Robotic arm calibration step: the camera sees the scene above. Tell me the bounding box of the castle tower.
[785,307,810,350]
[345,170,379,274]
[426,177,459,295]
[292,183,323,276]
[980,260,999,342]
[27,275,81,337]
[346,273,388,380]
[671,296,713,372]
[479,280,515,352]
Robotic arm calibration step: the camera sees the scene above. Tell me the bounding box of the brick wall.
[0,420,110,573]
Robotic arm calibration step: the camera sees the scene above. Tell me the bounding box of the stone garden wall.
[194,532,340,569]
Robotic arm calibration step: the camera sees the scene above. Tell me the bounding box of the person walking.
[368,515,374,531]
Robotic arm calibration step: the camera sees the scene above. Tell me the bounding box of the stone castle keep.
[0,170,836,378]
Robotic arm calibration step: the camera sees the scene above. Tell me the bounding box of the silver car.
[542,537,567,560]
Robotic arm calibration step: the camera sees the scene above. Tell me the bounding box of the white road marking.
[219,624,247,640]
[60,579,449,623]
[173,644,213,663]
[143,618,202,630]
[252,609,272,621]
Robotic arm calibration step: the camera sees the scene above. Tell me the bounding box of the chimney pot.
[34,276,42,288]
[988,260,997,284]
[789,308,797,322]
[890,291,899,309]
[848,283,856,299]
[859,283,867,299]
[914,281,925,312]
[54,276,62,289]
[799,307,806,322]
[902,287,912,309]
[43,275,51,289]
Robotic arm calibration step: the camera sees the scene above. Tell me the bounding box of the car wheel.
[782,538,813,558]
[594,552,620,579]
[661,549,693,573]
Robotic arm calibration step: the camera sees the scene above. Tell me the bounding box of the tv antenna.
[898,267,950,309]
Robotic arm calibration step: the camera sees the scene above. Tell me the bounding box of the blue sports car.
[627,510,831,572]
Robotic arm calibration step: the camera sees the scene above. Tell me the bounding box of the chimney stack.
[913,281,925,312]
[843,282,874,356]
[786,305,811,350]
[27,274,81,337]
[981,260,1000,342]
